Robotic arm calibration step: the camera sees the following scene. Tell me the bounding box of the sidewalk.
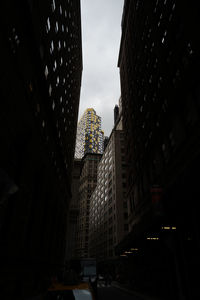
[112,281,161,300]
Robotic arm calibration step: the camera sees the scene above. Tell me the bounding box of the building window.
[124,212,128,220]
[122,182,126,188]
[47,18,51,31]
[52,0,56,12]
[55,21,59,33]
[124,224,129,231]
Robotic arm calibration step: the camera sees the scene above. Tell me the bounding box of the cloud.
[79,0,124,136]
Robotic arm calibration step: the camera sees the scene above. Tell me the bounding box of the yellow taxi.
[44,281,95,300]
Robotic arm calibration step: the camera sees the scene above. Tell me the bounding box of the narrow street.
[97,282,142,300]
[1,1,200,299]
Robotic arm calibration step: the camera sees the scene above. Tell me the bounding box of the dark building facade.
[103,136,109,151]
[65,159,83,264]
[0,0,82,298]
[76,153,102,258]
[114,105,119,124]
[117,0,200,299]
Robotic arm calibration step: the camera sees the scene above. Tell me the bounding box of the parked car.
[44,281,95,300]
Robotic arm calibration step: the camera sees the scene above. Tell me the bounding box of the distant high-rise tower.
[75,108,104,158]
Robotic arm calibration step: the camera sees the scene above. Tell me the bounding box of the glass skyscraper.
[75,108,104,159]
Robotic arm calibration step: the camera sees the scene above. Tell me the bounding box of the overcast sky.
[79,0,124,137]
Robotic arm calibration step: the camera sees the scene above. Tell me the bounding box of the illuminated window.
[52,0,56,12]
[55,22,59,33]
[58,40,61,50]
[56,76,59,86]
[47,18,51,31]
[49,84,52,96]
[45,66,48,78]
[53,60,57,71]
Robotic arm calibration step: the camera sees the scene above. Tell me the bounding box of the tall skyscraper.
[117,0,200,298]
[89,109,128,260]
[0,0,82,297]
[75,108,104,159]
